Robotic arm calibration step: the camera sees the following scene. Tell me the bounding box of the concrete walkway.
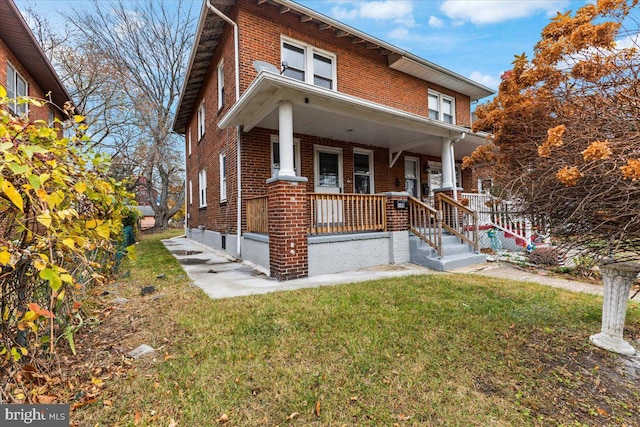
[162,236,607,299]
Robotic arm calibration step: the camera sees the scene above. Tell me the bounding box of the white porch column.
[278,101,296,177]
[441,137,454,189]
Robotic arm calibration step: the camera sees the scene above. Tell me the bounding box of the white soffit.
[388,55,493,102]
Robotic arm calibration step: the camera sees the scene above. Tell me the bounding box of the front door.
[404,157,420,198]
[314,147,343,228]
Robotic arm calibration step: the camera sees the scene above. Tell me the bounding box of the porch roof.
[218,71,491,160]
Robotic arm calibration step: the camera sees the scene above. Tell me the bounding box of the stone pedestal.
[590,262,640,356]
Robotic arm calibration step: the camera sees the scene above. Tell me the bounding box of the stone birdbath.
[590,262,640,356]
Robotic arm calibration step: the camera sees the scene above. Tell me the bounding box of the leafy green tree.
[0,87,131,370]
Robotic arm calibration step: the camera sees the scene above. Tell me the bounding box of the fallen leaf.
[216,413,229,423]
[597,407,608,416]
[103,400,113,406]
[168,419,178,427]
[36,395,57,404]
[396,414,412,421]
[287,412,299,420]
[315,400,321,416]
[134,411,142,425]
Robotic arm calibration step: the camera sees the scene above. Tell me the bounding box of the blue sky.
[16,0,590,95]
[295,0,590,92]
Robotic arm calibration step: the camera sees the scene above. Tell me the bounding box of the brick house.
[0,0,70,122]
[174,0,497,280]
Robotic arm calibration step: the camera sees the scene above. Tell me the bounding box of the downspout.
[450,132,466,201]
[206,1,242,257]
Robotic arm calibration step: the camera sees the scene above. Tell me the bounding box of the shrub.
[528,247,561,266]
[0,87,132,373]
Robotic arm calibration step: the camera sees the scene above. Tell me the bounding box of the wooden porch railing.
[438,193,480,253]
[308,193,386,235]
[246,195,269,234]
[408,196,442,257]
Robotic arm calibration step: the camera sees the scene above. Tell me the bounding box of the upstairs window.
[188,129,192,156]
[281,38,336,90]
[7,63,28,116]
[217,60,225,110]
[197,102,205,140]
[428,91,455,124]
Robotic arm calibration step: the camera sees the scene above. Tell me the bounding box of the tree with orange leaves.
[466,0,640,261]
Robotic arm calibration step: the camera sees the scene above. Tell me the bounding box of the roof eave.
[0,0,72,110]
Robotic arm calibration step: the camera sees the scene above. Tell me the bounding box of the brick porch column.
[267,176,309,280]
[385,192,410,231]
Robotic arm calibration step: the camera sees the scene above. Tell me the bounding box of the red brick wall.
[0,39,63,122]
[186,0,477,233]
[184,17,239,234]
[235,0,472,127]
[268,179,308,280]
[386,194,409,232]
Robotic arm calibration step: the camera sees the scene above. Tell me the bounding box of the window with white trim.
[219,153,227,201]
[6,63,28,116]
[428,91,455,124]
[281,37,336,90]
[187,129,192,156]
[197,102,205,140]
[188,180,193,205]
[198,169,207,207]
[217,59,225,110]
[271,135,301,177]
[353,149,374,194]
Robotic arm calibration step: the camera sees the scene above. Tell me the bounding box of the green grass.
[77,233,640,427]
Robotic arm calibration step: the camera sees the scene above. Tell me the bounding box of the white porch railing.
[461,193,537,246]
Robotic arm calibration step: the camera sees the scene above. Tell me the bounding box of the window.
[198,169,207,207]
[478,178,493,194]
[187,129,192,156]
[217,60,225,110]
[428,91,455,124]
[281,38,336,90]
[48,109,55,126]
[271,136,300,177]
[7,63,28,116]
[197,102,205,140]
[189,180,193,205]
[354,150,374,194]
[219,153,227,201]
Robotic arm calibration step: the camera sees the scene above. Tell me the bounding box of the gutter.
[206,0,243,258]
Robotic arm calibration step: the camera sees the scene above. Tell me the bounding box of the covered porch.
[220,71,491,279]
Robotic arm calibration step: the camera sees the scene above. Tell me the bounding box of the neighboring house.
[134,206,156,230]
[0,0,70,123]
[174,0,496,280]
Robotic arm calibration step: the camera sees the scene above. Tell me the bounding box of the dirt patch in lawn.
[474,324,640,426]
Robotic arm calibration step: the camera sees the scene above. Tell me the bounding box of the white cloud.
[428,16,444,28]
[616,34,640,50]
[329,1,415,26]
[387,27,411,40]
[469,71,501,89]
[440,1,569,25]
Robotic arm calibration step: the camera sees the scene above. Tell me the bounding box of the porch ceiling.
[219,72,490,160]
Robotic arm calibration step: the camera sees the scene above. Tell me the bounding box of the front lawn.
[72,232,640,426]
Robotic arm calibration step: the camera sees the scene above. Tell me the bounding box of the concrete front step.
[409,233,486,271]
